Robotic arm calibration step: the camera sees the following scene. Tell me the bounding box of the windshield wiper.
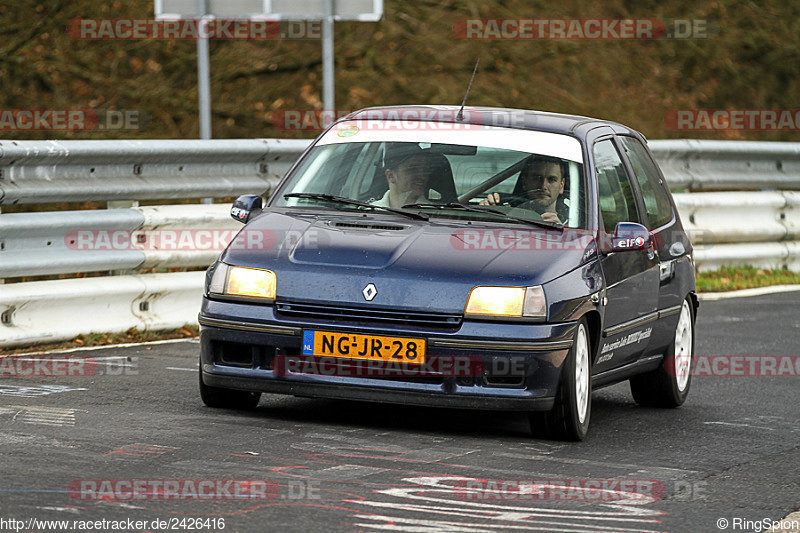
[284,193,428,220]
[402,202,563,230]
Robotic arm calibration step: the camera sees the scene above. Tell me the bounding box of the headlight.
[464,285,546,320]
[208,263,276,301]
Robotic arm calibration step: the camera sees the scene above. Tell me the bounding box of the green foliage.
[1,0,799,140]
[696,266,800,292]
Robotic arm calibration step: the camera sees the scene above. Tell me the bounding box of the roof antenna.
[456,57,480,121]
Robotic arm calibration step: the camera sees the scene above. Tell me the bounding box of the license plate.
[302,330,426,364]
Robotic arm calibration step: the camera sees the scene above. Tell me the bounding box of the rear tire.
[630,298,694,407]
[529,318,592,441]
[199,363,261,410]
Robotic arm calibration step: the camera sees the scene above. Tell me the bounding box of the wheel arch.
[582,310,602,365]
[688,291,699,319]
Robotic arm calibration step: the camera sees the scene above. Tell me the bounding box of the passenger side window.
[593,140,641,233]
[619,136,674,229]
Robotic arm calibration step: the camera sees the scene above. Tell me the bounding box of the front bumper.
[199,298,577,411]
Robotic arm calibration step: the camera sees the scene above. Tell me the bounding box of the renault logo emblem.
[362,283,377,301]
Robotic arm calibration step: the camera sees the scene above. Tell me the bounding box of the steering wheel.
[479,192,529,207]
[477,192,552,222]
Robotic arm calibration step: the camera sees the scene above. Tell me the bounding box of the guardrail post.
[108,201,139,275]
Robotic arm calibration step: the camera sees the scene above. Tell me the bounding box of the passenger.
[480,156,566,224]
[373,145,434,209]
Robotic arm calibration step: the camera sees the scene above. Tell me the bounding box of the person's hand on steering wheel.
[479,192,527,206]
[540,211,562,224]
[479,192,502,206]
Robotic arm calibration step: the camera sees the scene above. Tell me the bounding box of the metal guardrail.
[673,191,800,272]
[0,272,204,347]
[3,139,800,206]
[2,138,800,348]
[648,139,800,191]
[0,138,309,205]
[0,204,237,278]
[3,192,796,279]
[674,191,800,244]
[689,241,800,272]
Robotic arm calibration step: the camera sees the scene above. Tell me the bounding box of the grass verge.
[696,266,800,292]
[0,325,199,356]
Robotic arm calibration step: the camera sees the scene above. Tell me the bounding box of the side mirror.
[610,222,650,252]
[230,194,262,224]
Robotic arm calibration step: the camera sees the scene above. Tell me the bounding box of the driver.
[480,156,566,224]
[373,144,434,209]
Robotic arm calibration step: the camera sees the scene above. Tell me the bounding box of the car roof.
[342,105,644,139]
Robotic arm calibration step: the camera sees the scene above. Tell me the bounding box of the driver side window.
[593,139,641,233]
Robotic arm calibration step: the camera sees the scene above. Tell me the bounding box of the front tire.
[199,363,261,410]
[630,298,695,407]
[530,318,592,441]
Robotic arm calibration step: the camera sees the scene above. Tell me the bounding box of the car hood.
[221,211,594,313]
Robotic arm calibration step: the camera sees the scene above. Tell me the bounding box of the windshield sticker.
[337,125,359,137]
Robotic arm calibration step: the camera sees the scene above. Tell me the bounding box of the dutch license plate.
[302,330,426,364]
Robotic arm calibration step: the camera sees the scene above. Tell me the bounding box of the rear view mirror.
[611,222,650,252]
[230,194,262,224]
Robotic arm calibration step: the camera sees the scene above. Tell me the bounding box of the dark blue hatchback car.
[198,106,698,440]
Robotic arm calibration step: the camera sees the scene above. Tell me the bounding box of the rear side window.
[619,136,674,229]
[593,139,640,233]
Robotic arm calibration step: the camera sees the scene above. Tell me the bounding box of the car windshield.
[273,120,587,228]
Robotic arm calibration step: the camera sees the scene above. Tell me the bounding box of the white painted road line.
[699,284,800,301]
[0,385,88,398]
[2,338,197,358]
[12,407,81,427]
[10,355,137,369]
[704,421,776,431]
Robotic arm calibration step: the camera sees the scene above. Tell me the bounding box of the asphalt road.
[0,292,798,533]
